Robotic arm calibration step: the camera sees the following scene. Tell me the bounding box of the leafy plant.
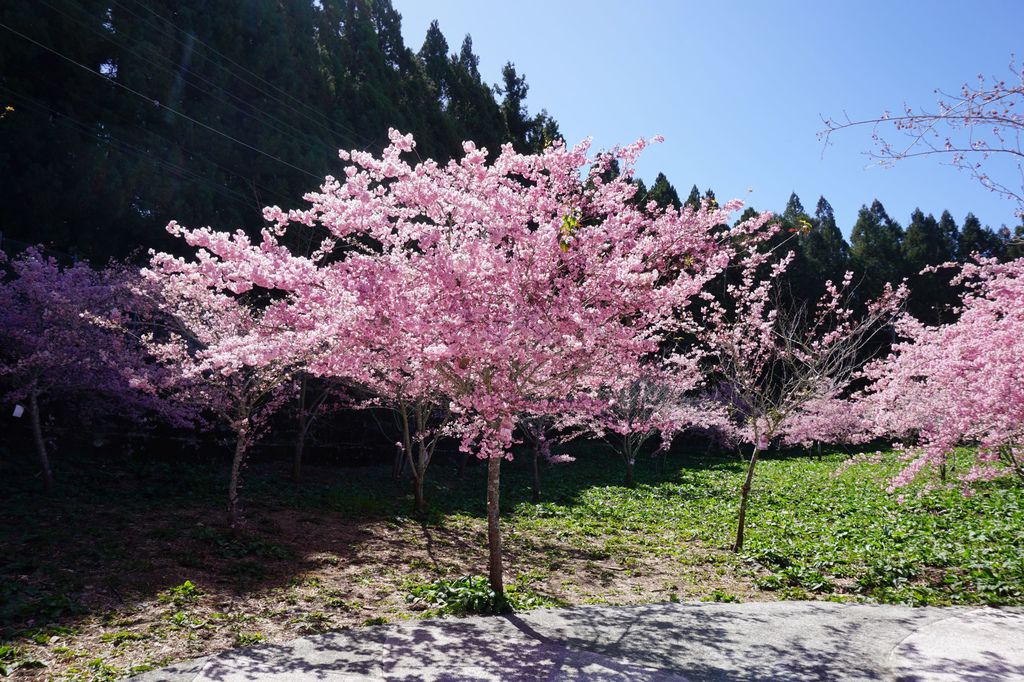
[234,632,266,646]
[406,575,562,615]
[159,580,202,608]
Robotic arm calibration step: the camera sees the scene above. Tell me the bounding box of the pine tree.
[850,200,906,297]
[937,210,960,261]
[903,209,950,273]
[684,185,701,210]
[458,35,480,80]
[647,173,682,209]
[958,213,1001,258]
[419,20,451,104]
[498,62,533,152]
[903,208,958,321]
[808,196,850,279]
[782,192,805,222]
[703,188,718,210]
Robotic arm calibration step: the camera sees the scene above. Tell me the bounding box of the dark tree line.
[1,0,1020,312]
[0,0,558,262]
[638,172,1023,321]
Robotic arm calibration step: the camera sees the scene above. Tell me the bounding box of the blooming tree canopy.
[694,237,906,550]
[134,255,299,526]
[862,257,1024,491]
[160,129,771,594]
[0,249,178,491]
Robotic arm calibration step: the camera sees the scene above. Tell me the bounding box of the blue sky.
[393,0,1023,235]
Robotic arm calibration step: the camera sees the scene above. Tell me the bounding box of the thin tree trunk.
[411,405,429,515]
[457,450,469,479]
[292,376,308,482]
[397,403,420,512]
[29,389,54,493]
[229,422,249,529]
[531,442,541,503]
[486,455,504,597]
[733,442,760,552]
[623,438,636,488]
[413,468,426,514]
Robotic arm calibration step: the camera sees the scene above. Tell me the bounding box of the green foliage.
[405,575,562,615]
[191,525,294,560]
[646,173,682,210]
[0,644,46,676]
[0,583,84,627]
[407,575,509,614]
[850,199,905,297]
[0,0,556,263]
[159,580,201,608]
[500,448,1024,606]
[234,632,266,647]
[702,589,741,603]
[99,630,147,647]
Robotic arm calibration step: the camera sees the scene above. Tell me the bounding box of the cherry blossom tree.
[861,257,1024,491]
[823,57,1024,218]
[134,255,300,527]
[696,242,906,550]
[592,355,721,487]
[159,130,771,597]
[519,415,579,503]
[0,249,180,492]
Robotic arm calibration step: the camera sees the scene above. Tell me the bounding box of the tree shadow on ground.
[162,602,1024,682]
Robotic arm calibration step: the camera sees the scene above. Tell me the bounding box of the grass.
[1,443,1022,680]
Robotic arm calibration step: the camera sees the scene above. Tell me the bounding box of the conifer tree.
[647,173,682,209]
[850,200,906,297]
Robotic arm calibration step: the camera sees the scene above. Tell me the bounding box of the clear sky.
[392,0,1023,235]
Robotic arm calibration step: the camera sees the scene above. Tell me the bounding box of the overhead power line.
[39,0,337,156]
[109,0,376,152]
[0,20,324,181]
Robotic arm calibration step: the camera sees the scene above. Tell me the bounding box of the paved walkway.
[135,601,1024,681]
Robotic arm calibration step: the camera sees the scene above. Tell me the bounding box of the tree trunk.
[1000,445,1024,482]
[457,450,469,479]
[29,389,54,493]
[733,443,761,552]
[531,443,541,503]
[292,377,308,482]
[486,455,504,597]
[623,439,636,488]
[229,422,249,529]
[413,469,426,514]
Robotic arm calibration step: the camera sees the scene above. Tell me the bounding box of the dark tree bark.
[292,376,308,482]
[29,388,54,493]
[733,441,761,552]
[229,420,250,529]
[486,455,504,596]
[531,442,541,503]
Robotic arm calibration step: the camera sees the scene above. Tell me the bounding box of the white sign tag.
[12,404,24,418]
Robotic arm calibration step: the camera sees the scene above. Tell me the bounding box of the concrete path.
[134,601,1024,681]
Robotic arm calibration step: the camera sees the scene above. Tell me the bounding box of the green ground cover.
[1,445,1021,679]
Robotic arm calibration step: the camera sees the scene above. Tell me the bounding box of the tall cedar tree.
[850,200,905,299]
